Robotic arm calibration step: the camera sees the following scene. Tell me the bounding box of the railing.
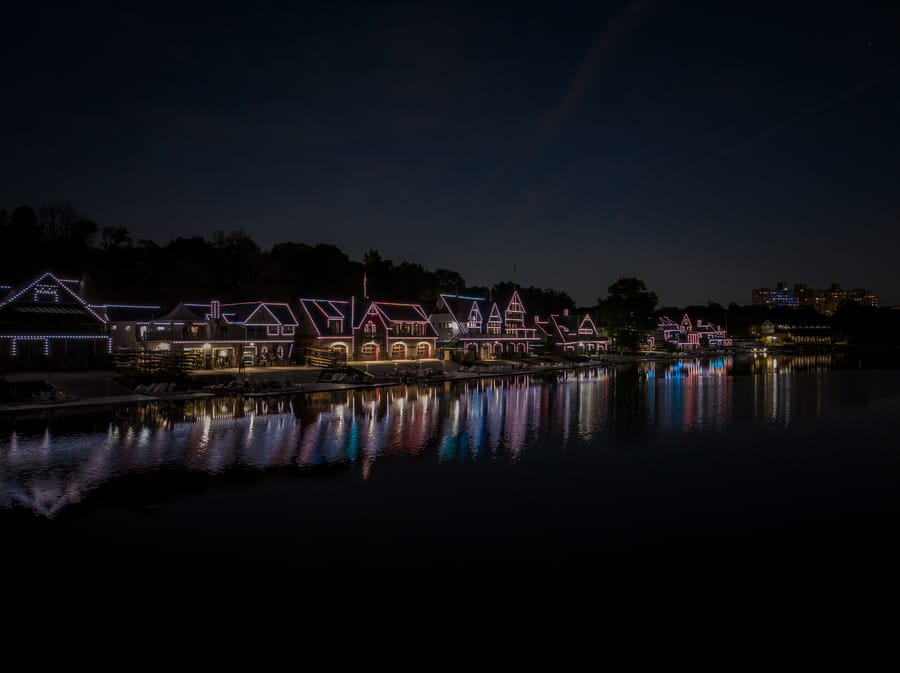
[305,346,346,368]
[113,348,201,375]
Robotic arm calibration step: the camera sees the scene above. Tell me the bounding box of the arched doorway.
[361,343,379,360]
[416,342,430,358]
[391,342,407,359]
[331,342,349,362]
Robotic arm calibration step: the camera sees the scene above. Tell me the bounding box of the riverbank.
[0,350,717,415]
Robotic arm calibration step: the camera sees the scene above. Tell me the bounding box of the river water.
[3,354,900,600]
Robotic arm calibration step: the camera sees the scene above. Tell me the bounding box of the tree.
[597,277,659,352]
[434,268,466,295]
[101,226,133,250]
[38,201,97,248]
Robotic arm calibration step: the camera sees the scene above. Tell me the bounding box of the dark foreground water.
[3,353,900,601]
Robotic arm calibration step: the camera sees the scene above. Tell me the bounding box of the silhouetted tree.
[101,226,132,250]
[597,277,659,352]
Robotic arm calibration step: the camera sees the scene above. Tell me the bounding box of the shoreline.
[0,346,842,416]
[0,355,645,415]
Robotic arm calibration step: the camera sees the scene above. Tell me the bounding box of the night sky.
[3,1,899,307]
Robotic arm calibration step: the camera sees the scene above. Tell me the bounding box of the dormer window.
[365,321,376,336]
[33,285,59,303]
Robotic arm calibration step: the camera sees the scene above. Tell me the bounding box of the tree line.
[0,202,575,317]
[4,202,895,348]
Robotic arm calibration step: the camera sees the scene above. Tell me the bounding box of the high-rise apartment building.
[751,282,877,316]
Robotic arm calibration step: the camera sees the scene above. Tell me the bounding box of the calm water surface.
[3,354,900,599]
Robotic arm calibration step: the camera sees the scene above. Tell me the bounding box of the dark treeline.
[0,203,575,314]
[4,203,895,345]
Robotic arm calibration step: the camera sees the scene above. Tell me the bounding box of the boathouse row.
[1,271,617,371]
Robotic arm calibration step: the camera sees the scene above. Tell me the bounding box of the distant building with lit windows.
[751,282,800,309]
[752,282,877,316]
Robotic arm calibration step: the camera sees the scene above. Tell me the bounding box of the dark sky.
[3,1,899,307]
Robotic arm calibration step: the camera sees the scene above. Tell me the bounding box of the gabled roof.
[298,298,352,336]
[534,316,554,337]
[101,304,162,322]
[549,313,577,344]
[0,271,107,325]
[439,294,488,328]
[498,290,526,315]
[487,303,502,323]
[548,312,606,345]
[357,301,439,338]
[265,303,299,327]
[158,303,206,322]
[233,303,280,325]
[373,302,430,323]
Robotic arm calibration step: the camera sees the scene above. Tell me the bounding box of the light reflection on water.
[0,353,884,518]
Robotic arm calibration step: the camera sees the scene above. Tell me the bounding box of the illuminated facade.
[436,291,540,360]
[0,271,111,372]
[126,299,298,367]
[297,298,439,362]
[752,282,800,309]
[353,301,438,361]
[104,304,162,349]
[534,309,610,354]
[296,298,355,362]
[759,320,832,345]
[653,313,732,350]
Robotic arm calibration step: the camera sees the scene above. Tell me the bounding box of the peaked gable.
[439,294,488,331]
[578,314,599,335]
[158,303,206,323]
[356,302,390,330]
[0,271,107,325]
[241,303,281,326]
